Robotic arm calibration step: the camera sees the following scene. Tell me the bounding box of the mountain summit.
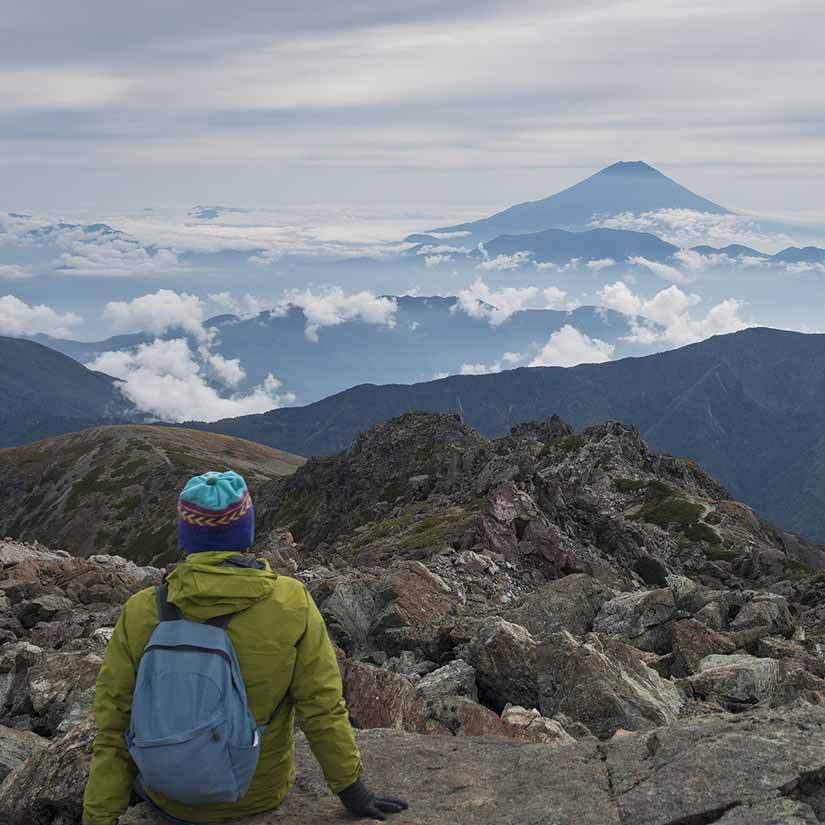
[415,160,729,242]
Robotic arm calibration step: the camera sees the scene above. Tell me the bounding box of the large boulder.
[730,593,794,639]
[670,618,737,677]
[340,659,427,733]
[0,721,95,824]
[425,696,521,738]
[683,653,825,710]
[592,588,677,654]
[465,617,538,711]
[311,575,380,656]
[506,574,611,638]
[370,562,458,658]
[0,724,48,781]
[537,631,683,739]
[416,660,478,702]
[24,651,102,735]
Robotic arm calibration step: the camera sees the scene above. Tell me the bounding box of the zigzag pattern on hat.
[178,491,252,528]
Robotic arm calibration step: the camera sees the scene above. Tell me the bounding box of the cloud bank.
[0,295,82,337]
[87,339,294,422]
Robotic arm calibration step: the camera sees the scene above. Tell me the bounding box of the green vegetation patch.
[123,521,177,565]
[634,496,704,528]
[783,558,812,581]
[541,435,586,459]
[615,478,648,494]
[65,467,129,510]
[682,521,721,546]
[111,457,149,478]
[114,494,142,514]
[705,547,738,562]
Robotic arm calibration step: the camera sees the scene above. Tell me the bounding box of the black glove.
[338,778,409,821]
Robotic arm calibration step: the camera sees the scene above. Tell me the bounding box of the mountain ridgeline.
[0,336,142,448]
[198,328,825,543]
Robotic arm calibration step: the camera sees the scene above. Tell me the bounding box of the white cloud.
[424,254,452,267]
[276,287,398,342]
[454,278,539,325]
[103,290,209,340]
[593,209,797,254]
[0,264,32,280]
[543,286,571,310]
[197,347,246,388]
[529,325,615,367]
[597,281,751,346]
[207,291,266,319]
[586,258,617,272]
[784,261,825,275]
[460,351,524,375]
[476,251,532,271]
[627,255,690,284]
[87,338,294,422]
[0,294,82,337]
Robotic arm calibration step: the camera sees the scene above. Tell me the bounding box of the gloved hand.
[338,778,409,821]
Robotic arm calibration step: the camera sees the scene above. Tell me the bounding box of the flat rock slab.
[122,729,618,825]
[606,707,825,825]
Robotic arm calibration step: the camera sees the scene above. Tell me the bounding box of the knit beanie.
[177,470,255,554]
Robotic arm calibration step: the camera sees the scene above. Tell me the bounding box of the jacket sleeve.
[82,599,140,825]
[289,588,363,794]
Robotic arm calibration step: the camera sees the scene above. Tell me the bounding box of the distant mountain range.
[478,227,679,265]
[34,300,648,405]
[193,328,825,543]
[408,224,825,270]
[0,337,142,448]
[407,161,729,244]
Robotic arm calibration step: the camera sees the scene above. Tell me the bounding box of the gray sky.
[1,0,824,214]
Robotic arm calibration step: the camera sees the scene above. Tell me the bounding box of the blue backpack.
[125,582,285,807]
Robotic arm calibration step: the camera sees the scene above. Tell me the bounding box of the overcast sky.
[1,0,823,215]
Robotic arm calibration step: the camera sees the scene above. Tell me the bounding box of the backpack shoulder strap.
[155,584,183,622]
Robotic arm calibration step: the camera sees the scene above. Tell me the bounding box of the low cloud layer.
[87,338,294,422]
[0,294,81,337]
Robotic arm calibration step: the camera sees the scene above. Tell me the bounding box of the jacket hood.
[166,551,279,621]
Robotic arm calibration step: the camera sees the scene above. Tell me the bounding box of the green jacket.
[82,552,363,825]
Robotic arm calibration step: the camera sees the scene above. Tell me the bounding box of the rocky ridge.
[3,412,825,823]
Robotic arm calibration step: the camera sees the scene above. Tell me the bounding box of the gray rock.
[0,724,48,781]
[606,707,825,825]
[731,593,794,638]
[537,631,683,739]
[501,704,576,745]
[465,617,538,711]
[686,653,783,707]
[670,618,737,677]
[0,721,94,824]
[506,574,611,638]
[417,660,478,702]
[593,588,676,653]
[715,799,819,824]
[16,595,75,630]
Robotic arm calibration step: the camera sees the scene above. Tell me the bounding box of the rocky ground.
[3,412,825,824]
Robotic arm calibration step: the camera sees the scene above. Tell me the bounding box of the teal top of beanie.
[179,470,248,512]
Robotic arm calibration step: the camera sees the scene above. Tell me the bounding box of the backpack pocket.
[127,712,243,806]
[227,729,262,799]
